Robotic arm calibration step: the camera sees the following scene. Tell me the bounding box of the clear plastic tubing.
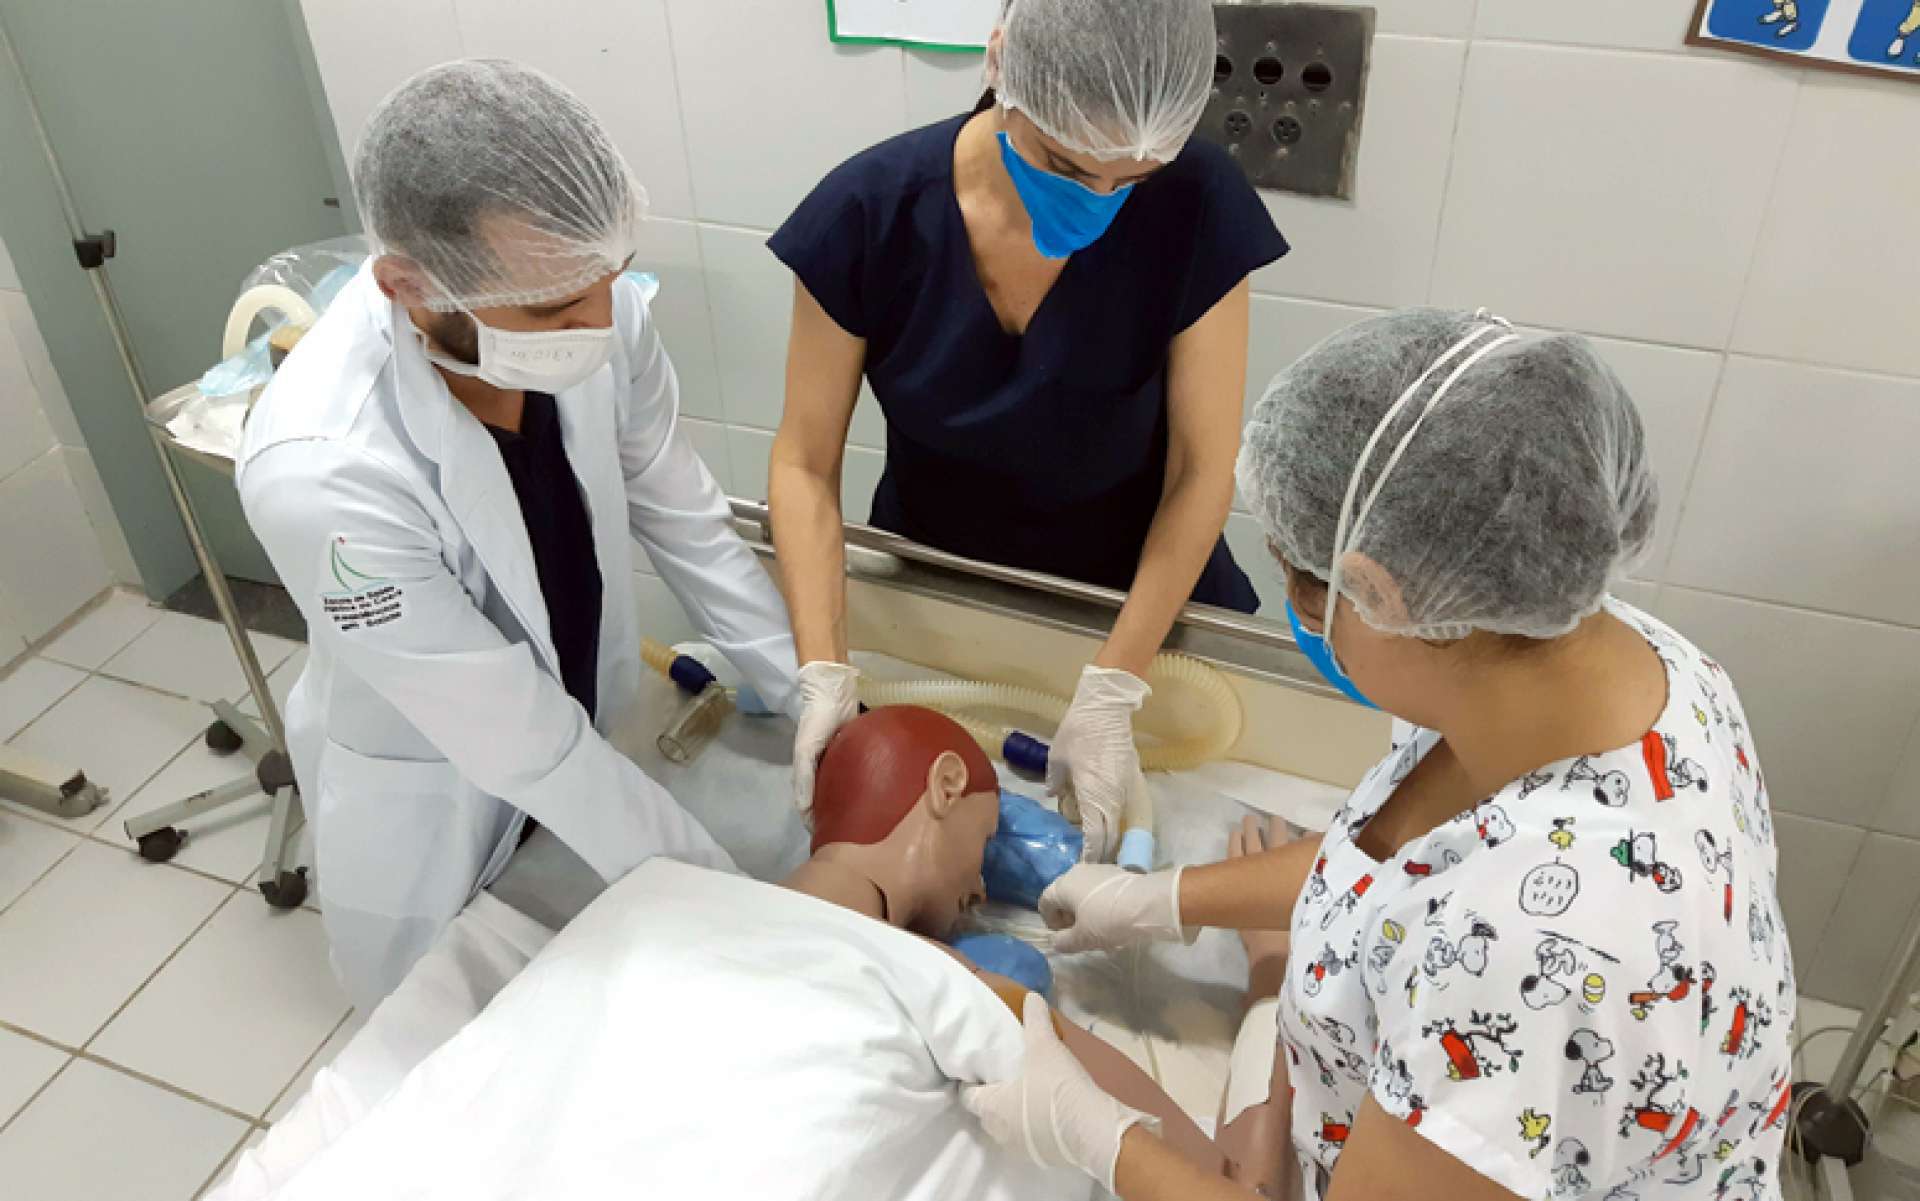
[859,654,1245,872]
[658,686,733,764]
[644,636,731,763]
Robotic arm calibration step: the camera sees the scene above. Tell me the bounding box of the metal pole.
[1827,889,1920,1103]
[0,11,286,748]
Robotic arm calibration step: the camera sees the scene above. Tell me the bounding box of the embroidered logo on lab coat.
[322,536,404,631]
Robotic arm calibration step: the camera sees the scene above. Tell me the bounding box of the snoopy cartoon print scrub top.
[1278,600,1795,1201]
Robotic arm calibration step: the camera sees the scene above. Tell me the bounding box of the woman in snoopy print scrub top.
[964,310,1797,1201]
[770,0,1289,860]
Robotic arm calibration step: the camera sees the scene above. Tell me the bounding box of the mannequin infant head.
[809,707,1001,939]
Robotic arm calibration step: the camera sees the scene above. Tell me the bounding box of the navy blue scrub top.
[483,392,601,722]
[769,104,1288,613]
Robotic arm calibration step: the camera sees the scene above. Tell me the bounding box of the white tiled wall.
[295,1,1920,1007]
[0,235,133,668]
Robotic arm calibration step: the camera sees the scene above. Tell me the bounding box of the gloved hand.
[1038,862,1188,954]
[961,993,1157,1193]
[791,660,861,822]
[1048,666,1151,862]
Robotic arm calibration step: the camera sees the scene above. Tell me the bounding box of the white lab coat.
[236,265,797,1010]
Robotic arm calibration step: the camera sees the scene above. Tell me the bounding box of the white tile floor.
[0,592,343,1200]
[0,591,1904,1198]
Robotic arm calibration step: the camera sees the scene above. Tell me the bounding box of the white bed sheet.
[229,648,1350,1194]
[225,859,1089,1201]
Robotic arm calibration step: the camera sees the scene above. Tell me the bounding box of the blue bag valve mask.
[996,132,1133,259]
[982,789,1083,910]
[949,932,1053,999]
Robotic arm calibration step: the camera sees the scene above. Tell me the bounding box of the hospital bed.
[222,503,1390,1196]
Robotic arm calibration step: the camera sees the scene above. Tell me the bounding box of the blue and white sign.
[1692,0,1920,78]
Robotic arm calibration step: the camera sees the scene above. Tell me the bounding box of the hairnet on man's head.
[995,0,1215,162]
[1236,309,1658,641]
[354,59,646,312]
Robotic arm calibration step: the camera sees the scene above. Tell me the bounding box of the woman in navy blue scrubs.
[774,0,1288,860]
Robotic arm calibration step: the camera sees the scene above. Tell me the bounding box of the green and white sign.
[827,0,996,51]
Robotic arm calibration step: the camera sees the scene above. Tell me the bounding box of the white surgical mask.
[425,316,615,393]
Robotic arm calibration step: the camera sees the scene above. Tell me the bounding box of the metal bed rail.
[726,498,1343,701]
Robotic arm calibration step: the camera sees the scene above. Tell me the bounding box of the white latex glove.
[961,993,1157,1193]
[791,660,861,822]
[1038,863,1188,955]
[1048,666,1151,862]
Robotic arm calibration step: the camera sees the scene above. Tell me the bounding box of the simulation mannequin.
[220,706,1294,1200]
[791,706,1293,1191]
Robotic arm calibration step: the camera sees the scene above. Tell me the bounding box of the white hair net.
[353,59,647,312]
[994,0,1215,162]
[1236,309,1658,641]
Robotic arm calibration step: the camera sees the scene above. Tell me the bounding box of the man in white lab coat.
[238,60,798,1009]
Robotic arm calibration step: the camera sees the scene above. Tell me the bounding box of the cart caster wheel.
[137,827,185,863]
[205,720,244,755]
[260,868,308,910]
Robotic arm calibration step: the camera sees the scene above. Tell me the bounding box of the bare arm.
[1096,280,1252,677]
[1115,1126,1259,1201]
[768,281,866,665]
[1113,1093,1524,1201]
[1215,1039,1295,1199]
[1179,835,1319,932]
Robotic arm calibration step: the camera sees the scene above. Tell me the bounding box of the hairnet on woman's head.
[353,59,647,312]
[1236,309,1658,641]
[994,0,1216,162]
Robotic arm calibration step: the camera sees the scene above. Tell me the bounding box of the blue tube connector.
[661,651,776,716]
[1002,731,1050,775]
[1115,828,1157,874]
[666,654,716,696]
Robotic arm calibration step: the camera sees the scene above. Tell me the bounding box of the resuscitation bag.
[949,932,1053,999]
[981,788,1083,911]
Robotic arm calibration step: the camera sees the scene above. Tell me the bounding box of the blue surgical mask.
[996,131,1133,259]
[1286,600,1376,710]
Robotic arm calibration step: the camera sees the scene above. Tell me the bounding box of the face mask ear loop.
[1321,323,1511,659]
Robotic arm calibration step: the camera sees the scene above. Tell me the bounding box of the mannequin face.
[906,769,999,939]
[811,707,1001,939]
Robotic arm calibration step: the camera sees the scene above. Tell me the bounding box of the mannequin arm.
[1216,1039,1296,1199]
[973,972,1225,1175]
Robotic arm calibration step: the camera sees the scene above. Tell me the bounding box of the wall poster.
[1691,0,1920,79]
[827,0,997,52]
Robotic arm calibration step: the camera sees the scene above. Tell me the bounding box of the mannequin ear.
[1337,550,1413,631]
[924,751,971,819]
[372,255,434,307]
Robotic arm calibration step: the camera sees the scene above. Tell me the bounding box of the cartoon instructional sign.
[827,0,996,51]
[1692,0,1920,78]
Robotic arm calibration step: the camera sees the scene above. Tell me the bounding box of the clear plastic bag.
[983,787,1084,910]
[949,931,1054,998]
[238,234,374,316]
[198,235,373,398]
